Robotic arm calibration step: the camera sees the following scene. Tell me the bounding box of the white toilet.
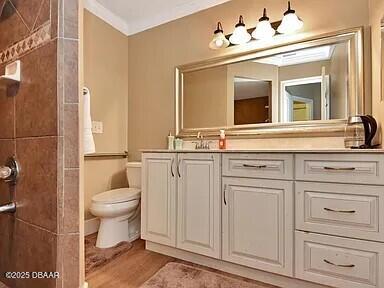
[90,162,142,248]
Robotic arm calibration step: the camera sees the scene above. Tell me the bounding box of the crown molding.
[127,0,231,35]
[84,0,130,36]
[84,0,231,36]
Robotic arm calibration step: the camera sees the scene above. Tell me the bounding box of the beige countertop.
[141,148,384,153]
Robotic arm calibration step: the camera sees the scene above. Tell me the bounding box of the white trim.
[84,0,231,36]
[281,76,324,87]
[84,0,130,36]
[127,0,231,36]
[280,76,328,122]
[85,217,100,236]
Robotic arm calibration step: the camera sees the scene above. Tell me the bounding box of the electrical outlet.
[92,121,103,134]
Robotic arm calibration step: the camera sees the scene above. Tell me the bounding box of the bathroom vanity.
[141,150,384,288]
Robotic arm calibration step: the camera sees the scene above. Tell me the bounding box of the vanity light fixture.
[209,1,304,49]
[277,1,303,34]
[209,22,230,50]
[229,16,252,45]
[252,8,276,40]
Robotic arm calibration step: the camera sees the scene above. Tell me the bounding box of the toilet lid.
[92,188,141,204]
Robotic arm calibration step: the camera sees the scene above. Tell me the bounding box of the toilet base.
[96,215,129,248]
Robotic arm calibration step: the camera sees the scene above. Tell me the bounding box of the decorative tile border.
[0,23,51,65]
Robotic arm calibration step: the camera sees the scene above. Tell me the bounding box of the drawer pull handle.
[324,207,356,214]
[323,259,355,268]
[242,164,268,169]
[323,166,356,171]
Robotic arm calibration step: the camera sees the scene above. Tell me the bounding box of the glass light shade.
[277,12,303,34]
[252,8,276,40]
[252,20,276,40]
[229,24,251,45]
[209,31,230,49]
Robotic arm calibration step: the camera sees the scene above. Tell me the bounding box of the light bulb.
[252,8,276,40]
[229,16,251,45]
[277,1,303,34]
[209,22,230,50]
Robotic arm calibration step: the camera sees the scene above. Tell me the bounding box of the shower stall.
[0,0,81,287]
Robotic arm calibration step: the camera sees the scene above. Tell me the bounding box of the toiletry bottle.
[175,138,183,150]
[167,132,175,150]
[219,130,226,150]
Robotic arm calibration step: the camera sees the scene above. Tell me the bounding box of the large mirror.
[176,28,364,137]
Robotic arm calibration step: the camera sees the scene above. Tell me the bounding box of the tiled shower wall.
[0,1,80,287]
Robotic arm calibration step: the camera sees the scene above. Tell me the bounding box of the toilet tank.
[126,162,142,188]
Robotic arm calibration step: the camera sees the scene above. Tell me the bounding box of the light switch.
[92,121,103,134]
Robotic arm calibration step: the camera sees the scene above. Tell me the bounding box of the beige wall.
[278,61,330,81]
[183,66,228,128]
[369,0,384,145]
[128,0,371,160]
[84,11,129,219]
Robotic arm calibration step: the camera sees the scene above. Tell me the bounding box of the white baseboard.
[85,218,100,236]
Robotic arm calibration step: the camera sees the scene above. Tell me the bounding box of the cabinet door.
[177,153,221,258]
[141,153,177,247]
[222,177,294,276]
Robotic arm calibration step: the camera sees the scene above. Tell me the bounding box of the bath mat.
[85,233,132,275]
[140,262,278,288]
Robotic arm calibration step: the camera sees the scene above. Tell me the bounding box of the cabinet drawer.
[295,154,384,185]
[296,182,384,241]
[222,154,293,179]
[295,231,384,288]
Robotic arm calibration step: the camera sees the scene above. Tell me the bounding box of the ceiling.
[85,0,230,36]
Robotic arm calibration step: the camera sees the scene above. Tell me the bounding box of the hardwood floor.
[86,239,174,288]
[86,239,278,288]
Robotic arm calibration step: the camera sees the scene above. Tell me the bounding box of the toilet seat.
[92,188,141,204]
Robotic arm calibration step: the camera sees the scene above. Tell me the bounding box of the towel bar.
[84,152,128,159]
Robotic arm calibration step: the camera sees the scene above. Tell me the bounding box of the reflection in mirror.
[234,77,272,125]
[182,42,349,129]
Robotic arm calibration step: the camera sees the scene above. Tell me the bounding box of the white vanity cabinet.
[141,152,221,257]
[141,153,177,246]
[177,153,221,258]
[142,150,384,288]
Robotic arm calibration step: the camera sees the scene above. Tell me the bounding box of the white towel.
[83,87,96,154]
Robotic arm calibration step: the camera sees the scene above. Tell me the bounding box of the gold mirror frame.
[381,21,384,102]
[176,27,364,139]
